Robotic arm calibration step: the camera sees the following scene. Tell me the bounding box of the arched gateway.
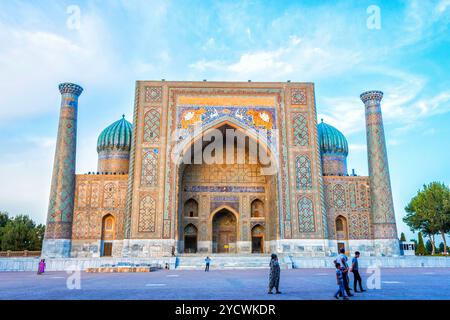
[177,122,279,254]
[212,208,237,253]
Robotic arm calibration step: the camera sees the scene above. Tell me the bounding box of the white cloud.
[0,10,121,122]
[387,139,401,147]
[436,0,450,14]
[396,0,450,49]
[189,59,227,72]
[318,67,450,138]
[189,33,363,81]
[25,136,56,149]
[320,84,450,140]
[245,28,252,41]
[132,61,155,75]
[349,144,367,152]
[202,38,216,51]
[0,135,57,223]
[227,49,293,76]
[318,97,365,136]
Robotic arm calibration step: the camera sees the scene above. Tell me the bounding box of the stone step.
[174,254,293,270]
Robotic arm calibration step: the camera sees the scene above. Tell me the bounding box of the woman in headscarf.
[268,254,281,294]
[37,259,46,275]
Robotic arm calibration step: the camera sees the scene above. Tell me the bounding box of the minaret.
[42,83,83,258]
[360,91,400,256]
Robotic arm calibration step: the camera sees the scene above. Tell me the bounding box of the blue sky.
[0,0,449,242]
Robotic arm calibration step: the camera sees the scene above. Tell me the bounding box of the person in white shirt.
[336,248,353,297]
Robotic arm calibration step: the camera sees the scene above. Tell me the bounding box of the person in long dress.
[37,259,46,275]
[268,254,281,294]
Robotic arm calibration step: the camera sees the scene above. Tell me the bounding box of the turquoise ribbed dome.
[317,120,348,156]
[97,115,132,153]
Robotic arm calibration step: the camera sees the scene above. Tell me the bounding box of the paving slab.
[0,268,449,300]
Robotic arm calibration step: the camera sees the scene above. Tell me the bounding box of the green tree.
[0,211,9,241]
[426,240,433,255]
[400,232,406,242]
[404,182,450,255]
[416,232,427,256]
[0,215,45,251]
[438,242,450,254]
[0,211,8,227]
[30,224,45,250]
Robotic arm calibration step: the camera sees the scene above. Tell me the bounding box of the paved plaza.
[0,268,449,300]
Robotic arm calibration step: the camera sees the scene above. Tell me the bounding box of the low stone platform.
[0,257,176,272]
[86,267,153,273]
[1,255,449,272]
[175,254,287,270]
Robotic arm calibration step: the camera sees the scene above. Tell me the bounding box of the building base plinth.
[41,239,72,258]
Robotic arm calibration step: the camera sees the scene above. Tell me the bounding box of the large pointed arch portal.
[175,120,280,254]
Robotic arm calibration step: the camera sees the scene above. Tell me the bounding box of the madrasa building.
[42,81,400,259]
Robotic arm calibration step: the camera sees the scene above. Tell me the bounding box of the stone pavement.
[0,268,449,300]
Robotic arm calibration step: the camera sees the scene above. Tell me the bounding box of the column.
[42,83,83,258]
[360,91,399,255]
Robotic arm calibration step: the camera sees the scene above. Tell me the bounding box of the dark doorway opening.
[102,242,112,257]
[252,237,263,253]
[251,225,265,253]
[212,209,237,253]
[184,235,198,253]
[184,224,198,253]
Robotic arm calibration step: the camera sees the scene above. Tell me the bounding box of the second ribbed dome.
[97,115,132,153]
[317,119,348,156]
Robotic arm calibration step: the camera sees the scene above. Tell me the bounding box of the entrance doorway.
[212,209,237,253]
[101,214,115,257]
[184,224,198,253]
[335,215,349,253]
[251,225,265,253]
[103,242,113,256]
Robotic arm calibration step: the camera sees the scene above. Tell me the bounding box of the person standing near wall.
[37,259,46,275]
[205,256,211,272]
[268,254,281,294]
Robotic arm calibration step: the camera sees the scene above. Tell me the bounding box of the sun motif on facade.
[184,111,195,121]
[246,110,273,130]
[179,107,275,131]
[259,112,270,123]
[181,108,207,129]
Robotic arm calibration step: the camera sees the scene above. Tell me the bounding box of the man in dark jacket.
[351,251,366,292]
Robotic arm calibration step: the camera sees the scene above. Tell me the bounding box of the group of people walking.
[203,250,365,298]
[334,249,366,300]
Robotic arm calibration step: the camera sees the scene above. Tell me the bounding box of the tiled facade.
[42,82,400,258]
[71,174,127,257]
